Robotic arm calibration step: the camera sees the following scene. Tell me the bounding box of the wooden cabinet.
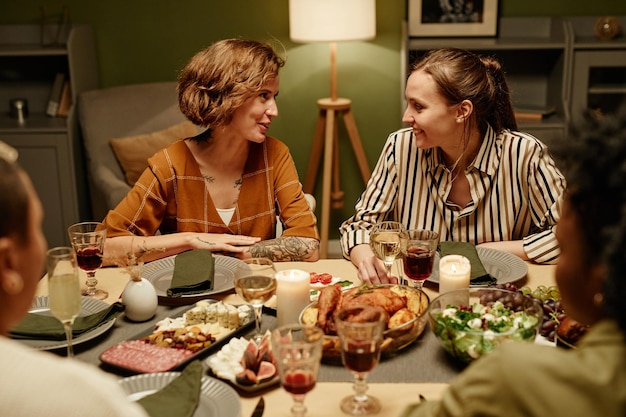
[0,24,98,247]
[404,16,626,147]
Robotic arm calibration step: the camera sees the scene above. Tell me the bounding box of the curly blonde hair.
[177,39,285,135]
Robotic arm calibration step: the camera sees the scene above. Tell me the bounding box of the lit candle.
[276,269,311,327]
[438,255,471,293]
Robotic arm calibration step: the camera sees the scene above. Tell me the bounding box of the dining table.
[33,256,556,417]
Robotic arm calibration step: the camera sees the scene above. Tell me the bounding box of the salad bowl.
[428,287,543,363]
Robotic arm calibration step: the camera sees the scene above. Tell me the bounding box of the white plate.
[143,255,244,304]
[427,247,528,285]
[119,372,240,417]
[18,296,115,350]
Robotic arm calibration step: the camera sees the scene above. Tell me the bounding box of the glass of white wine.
[369,221,407,282]
[234,258,278,343]
[46,246,81,357]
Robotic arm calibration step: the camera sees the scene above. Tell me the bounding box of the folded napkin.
[137,360,203,417]
[438,242,496,286]
[167,250,215,297]
[9,302,125,340]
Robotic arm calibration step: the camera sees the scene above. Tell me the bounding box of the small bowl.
[299,284,430,362]
[428,288,543,363]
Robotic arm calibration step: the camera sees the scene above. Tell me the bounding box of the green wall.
[2,0,625,238]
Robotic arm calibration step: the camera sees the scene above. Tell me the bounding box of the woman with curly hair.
[402,106,626,416]
[104,39,319,263]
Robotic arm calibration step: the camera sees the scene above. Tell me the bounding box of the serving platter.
[18,296,116,351]
[142,254,244,305]
[119,372,240,417]
[99,299,254,374]
[427,247,528,286]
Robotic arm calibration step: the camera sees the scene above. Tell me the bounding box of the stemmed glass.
[46,246,81,357]
[234,258,277,343]
[369,221,407,282]
[400,229,439,289]
[335,305,386,415]
[67,221,107,300]
[271,324,324,417]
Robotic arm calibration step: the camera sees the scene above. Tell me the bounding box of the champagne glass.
[335,305,386,415]
[46,246,81,357]
[271,324,324,417]
[400,229,439,289]
[234,257,277,343]
[369,221,406,281]
[67,221,107,299]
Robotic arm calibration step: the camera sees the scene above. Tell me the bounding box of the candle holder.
[438,255,471,294]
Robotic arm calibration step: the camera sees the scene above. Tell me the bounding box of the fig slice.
[256,361,277,382]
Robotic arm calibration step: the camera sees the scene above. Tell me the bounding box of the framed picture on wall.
[408,0,498,37]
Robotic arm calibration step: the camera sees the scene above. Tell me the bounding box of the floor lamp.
[289,0,376,258]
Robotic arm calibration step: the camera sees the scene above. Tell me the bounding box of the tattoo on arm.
[248,236,319,261]
[196,237,216,246]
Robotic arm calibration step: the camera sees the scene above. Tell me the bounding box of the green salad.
[432,300,540,362]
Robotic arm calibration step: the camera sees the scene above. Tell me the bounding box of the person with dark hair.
[104,39,319,264]
[0,142,149,417]
[341,48,565,284]
[401,106,626,416]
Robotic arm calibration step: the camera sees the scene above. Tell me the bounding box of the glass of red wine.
[67,221,107,300]
[335,305,386,416]
[271,324,324,417]
[400,229,439,289]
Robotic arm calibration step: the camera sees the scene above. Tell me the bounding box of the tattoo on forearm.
[196,237,216,246]
[248,237,319,261]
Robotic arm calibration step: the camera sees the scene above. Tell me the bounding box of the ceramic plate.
[427,247,528,285]
[119,372,240,417]
[143,255,244,305]
[18,296,115,350]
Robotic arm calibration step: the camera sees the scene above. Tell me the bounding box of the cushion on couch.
[110,121,197,186]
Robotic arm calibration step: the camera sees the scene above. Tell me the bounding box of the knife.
[251,397,265,417]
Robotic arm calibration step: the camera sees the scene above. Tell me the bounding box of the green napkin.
[167,250,215,297]
[9,302,124,340]
[438,242,497,286]
[137,360,203,417]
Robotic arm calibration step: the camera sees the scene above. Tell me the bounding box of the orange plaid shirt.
[104,137,319,241]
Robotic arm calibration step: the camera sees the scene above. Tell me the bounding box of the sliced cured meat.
[100,340,194,373]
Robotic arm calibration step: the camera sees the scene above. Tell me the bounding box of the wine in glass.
[46,246,81,357]
[400,229,439,289]
[271,324,324,417]
[67,221,107,300]
[335,305,386,415]
[234,257,277,343]
[370,221,406,281]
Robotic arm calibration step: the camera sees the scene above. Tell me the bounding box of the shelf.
[0,112,68,133]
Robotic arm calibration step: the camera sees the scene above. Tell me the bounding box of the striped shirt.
[340,126,565,264]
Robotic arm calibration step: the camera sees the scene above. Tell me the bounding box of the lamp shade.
[289,0,376,43]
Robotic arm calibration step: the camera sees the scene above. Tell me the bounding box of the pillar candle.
[438,255,471,293]
[276,269,311,327]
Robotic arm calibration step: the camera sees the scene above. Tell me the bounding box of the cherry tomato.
[309,272,320,284]
[319,273,333,284]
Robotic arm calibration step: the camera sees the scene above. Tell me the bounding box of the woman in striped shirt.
[340,48,565,284]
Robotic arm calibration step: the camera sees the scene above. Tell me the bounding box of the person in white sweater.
[0,141,148,417]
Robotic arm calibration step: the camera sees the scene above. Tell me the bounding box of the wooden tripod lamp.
[289,0,376,257]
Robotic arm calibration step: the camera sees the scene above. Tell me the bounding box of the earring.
[456,118,462,123]
[593,292,604,307]
[1,272,24,295]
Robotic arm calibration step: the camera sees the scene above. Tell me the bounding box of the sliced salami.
[100,340,194,373]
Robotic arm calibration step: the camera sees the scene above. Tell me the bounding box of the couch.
[78,82,189,221]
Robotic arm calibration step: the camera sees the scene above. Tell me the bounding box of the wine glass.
[369,221,407,281]
[234,257,277,343]
[271,324,324,417]
[400,229,439,289]
[67,221,107,299]
[335,305,386,415]
[46,246,81,357]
